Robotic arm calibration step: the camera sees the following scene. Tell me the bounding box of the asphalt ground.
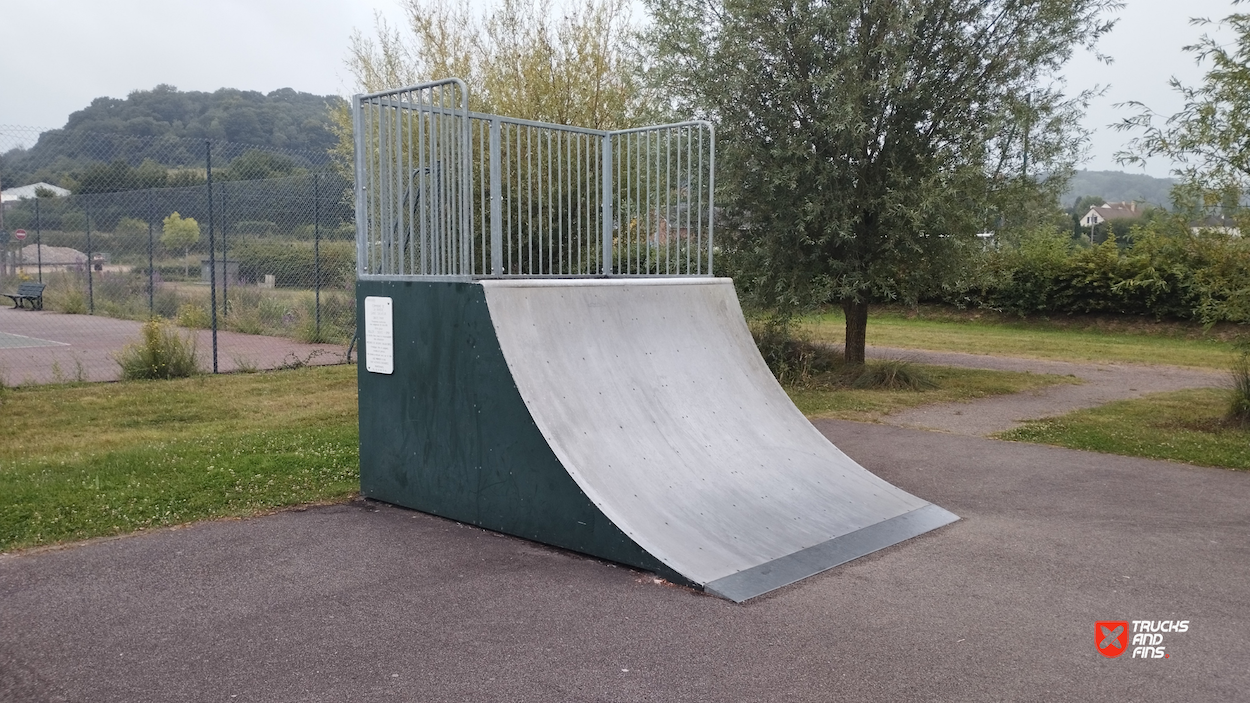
[2,420,1246,702]
[0,307,346,384]
[869,346,1225,436]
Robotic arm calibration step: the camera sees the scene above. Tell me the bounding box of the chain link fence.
[0,125,356,380]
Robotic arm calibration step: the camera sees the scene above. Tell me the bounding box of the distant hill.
[1061,170,1175,210]
[1,85,345,189]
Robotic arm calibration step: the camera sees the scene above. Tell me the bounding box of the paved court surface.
[0,307,348,384]
[2,421,1246,702]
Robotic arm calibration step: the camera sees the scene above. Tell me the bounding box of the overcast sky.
[0,0,1241,177]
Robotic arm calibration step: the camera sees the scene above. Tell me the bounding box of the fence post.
[314,173,321,338]
[602,134,614,276]
[146,189,153,314]
[86,204,94,314]
[206,141,218,374]
[489,118,503,277]
[35,197,42,283]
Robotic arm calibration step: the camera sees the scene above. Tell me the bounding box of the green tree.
[1117,3,1250,226]
[161,212,201,276]
[115,217,148,236]
[647,0,1118,364]
[333,0,651,175]
[223,150,301,181]
[1071,195,1107,216]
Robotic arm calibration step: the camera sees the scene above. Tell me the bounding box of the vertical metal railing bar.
[489,117,503,277]
[645,129,653,275]
[631,132,638,274]
[545,131,553,275]
[698,127,704,275]
[382,101,397,273]
[373,101,383,274]
[707,125,715,276]
[515,125,523,276]
[385,101,398,275]
[404,92,414,275]
[478,121,487,275]
[416,94,427,274]
[686,126,693,274]
[460,85,472,276]
[504,123,512,275]
[601,134,613,275]
[558,132,564,275]
[666,126,673,274]
[445,88,455,274]
[437,88,447,275]
[575,131,580,273]
[527,126,534,276]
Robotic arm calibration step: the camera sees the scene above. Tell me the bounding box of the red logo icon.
[1096,621,1129,658]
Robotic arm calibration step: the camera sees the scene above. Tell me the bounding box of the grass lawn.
[0,365,359,552]
[802,306,1238,370]
[997,388,1250,470]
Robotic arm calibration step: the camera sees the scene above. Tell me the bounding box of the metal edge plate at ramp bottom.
[705,504,960,602]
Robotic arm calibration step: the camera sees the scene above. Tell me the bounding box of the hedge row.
[946,222,1250,324]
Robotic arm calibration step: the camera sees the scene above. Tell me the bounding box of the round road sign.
[14,229,27,240]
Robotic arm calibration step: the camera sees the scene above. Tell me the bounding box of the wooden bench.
[3,281,45,310]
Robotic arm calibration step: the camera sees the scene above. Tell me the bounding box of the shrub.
[115,318,200,380]
[948,219,1250,323]
[850,359,937,390]
[234,239,354,288]
[1230,339,1250,426]
[176,302,210,329]
[748,314,844,387]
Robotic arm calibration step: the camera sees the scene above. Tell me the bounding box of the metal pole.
[206,141,218,374]
[86,204,94,314]
[35,197,42,283]
[489,118,503,276]
[601,134,613,276]
[314,173,322,338]
[147,188,154,314]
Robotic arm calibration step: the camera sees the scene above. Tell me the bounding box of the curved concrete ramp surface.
[481,279,956,601]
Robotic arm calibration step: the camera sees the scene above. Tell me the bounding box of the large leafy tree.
[333,0,652,173]
[1117,2,1250,224]
[647,0,1118,363]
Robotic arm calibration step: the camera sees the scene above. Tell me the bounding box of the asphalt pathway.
[869,346,1226,436]
[2,420,1246,702]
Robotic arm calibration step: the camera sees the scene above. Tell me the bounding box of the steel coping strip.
[705,504,960,603]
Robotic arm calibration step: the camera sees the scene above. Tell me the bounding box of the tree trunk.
[842,298,868,366]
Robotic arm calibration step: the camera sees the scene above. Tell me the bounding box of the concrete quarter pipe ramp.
[357,278,957,601]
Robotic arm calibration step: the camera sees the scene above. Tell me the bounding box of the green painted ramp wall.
[355,280,670,578]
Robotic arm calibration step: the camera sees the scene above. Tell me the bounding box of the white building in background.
[1081,201,1143,227]
[0,182,71,206]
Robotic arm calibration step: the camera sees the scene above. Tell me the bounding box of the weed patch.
[115,318,200,380]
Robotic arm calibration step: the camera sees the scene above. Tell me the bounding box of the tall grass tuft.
[851,359,938,391]
[115,318,200,380]
[1229,338,1250,426]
